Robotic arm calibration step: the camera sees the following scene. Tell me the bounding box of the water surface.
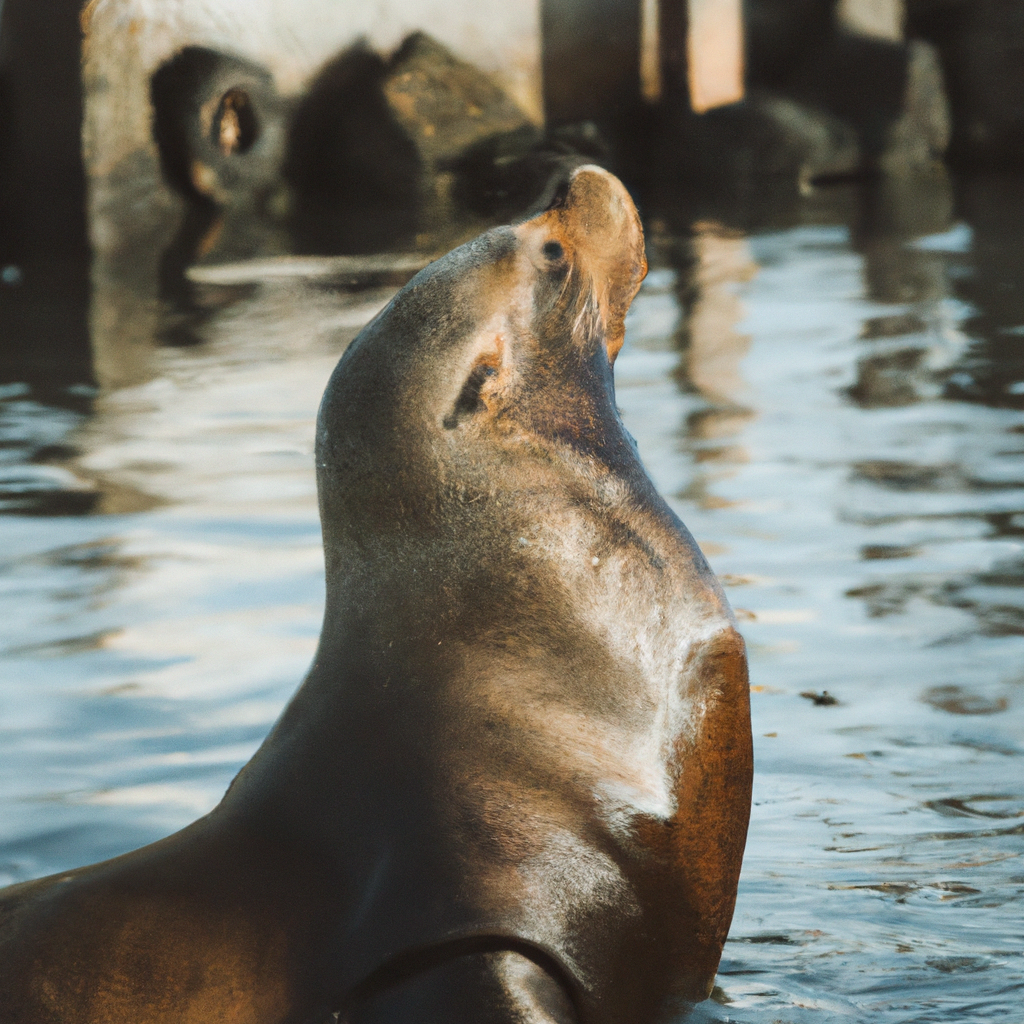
[1,175,1021,1021]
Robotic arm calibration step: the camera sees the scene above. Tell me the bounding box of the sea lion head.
[313,166,719,648]
[317,165,644,518]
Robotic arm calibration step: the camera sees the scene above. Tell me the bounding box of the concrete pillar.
[542,0,642,124]
[656,0,745,112]
[686,0,744,112]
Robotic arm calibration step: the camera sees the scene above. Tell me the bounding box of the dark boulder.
[285,32,542,252]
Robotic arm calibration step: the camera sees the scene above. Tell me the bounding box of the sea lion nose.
[560,165,636,243]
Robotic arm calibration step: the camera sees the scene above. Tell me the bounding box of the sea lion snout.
[517,164,647,361]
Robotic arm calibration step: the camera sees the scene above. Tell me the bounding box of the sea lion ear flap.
[443,335,506,429]
[556,166,647,363]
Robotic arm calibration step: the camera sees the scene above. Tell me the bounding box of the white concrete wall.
[85,0,542,105]
[83,0,542,173]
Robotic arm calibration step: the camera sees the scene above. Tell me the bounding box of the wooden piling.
[687,0,744,112]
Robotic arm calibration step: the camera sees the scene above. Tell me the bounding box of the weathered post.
[652,0,745,112]
[0,0,92,385]
[686,0,744,112]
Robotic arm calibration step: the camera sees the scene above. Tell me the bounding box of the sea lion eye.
[443,362,498,429]
[542,240,564,262]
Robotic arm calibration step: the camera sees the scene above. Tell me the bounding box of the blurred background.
[0,1,1022,1020]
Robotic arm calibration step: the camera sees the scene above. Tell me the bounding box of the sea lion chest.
[231,538,741,1022]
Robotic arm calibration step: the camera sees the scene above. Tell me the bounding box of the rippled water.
[1,174,1022,1020]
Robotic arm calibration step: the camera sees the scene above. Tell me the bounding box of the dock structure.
[685,0,745,113]
[8,0,984,389]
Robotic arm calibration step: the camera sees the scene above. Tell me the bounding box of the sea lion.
[0,165,753,1024]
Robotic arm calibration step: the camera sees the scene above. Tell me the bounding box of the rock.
[382,32,537,235]
[285,32,538,252]
[382,33,534,172]
[745,92,863,181]
[651,91,860,194]
[447,121,610,221]
[283,43,423,254]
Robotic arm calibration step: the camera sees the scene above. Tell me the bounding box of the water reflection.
[681,224,757,402]
[619,171,1023,1021]
[0,385,97,515]
[0,276,399,879]
[2,172,1024,1021]
[669,221,758,513]
[944,175,1024,410]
